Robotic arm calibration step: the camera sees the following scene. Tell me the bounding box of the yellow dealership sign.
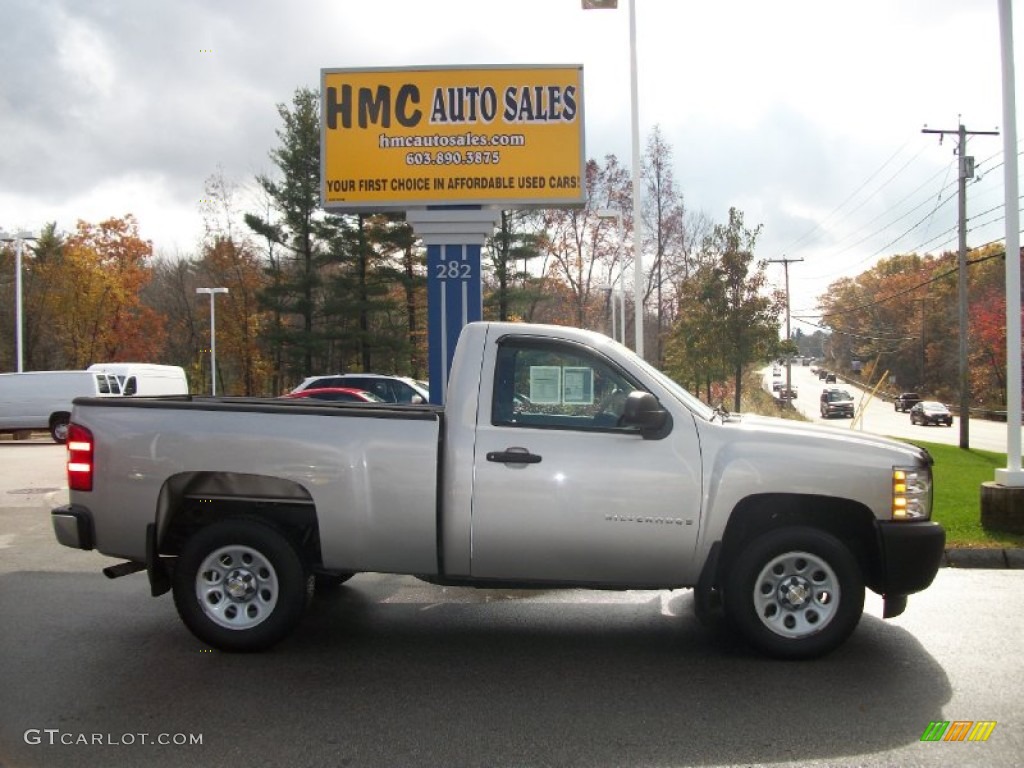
[320,65,585,211]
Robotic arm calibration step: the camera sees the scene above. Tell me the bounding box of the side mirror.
[411,394,424,404]
[621,391,671,438]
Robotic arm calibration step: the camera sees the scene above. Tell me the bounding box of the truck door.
[470,335,702,586]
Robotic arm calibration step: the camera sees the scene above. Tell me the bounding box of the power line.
[793,316,917,343]
[796,144,1023,282]
[796,245,1007,321]
[917,196,1024,254]
[799,163,958,280]
[780,138,916,254]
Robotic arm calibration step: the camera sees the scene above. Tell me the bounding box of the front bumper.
[52,504,95,550]
[824,407,853,417]
[875,520,945,595]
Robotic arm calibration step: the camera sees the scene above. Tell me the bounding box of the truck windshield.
[623,349,715,421]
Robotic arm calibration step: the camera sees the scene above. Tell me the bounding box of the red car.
[280,387,383,403]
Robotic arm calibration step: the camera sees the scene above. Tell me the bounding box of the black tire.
[50,413,70,444]
[723,527,864,659]
[172,518,312,651]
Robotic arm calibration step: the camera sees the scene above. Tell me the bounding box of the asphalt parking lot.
[2,436,1023,767]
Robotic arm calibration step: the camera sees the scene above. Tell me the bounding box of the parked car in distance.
[0,370,123,442]
[910,401,953,427]
[281,388,383,403]
[820,388,855,419]
[291,374,428,404]
[817,369,828,380]
[772,380,784,392]
[88,363,189,396]
[825,373,837,383]
[778,386,798,400]
[894,392,922,412]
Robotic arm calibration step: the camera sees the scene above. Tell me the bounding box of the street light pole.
[0,230,38,372]
[627,0,644,358]
[597,210,627,345]
[196,287,229,395]
[996,0,1023,485]
[583,0,644,357]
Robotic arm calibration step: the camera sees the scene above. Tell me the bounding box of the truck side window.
[492,340,641,431]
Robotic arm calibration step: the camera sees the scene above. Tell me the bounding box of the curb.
[943,548,1024,569]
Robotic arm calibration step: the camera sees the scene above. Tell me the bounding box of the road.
[765,364,1022,454]
[1,438,1022,767]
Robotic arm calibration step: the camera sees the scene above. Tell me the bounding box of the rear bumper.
[52,504,95,550]
[875,520,945,595]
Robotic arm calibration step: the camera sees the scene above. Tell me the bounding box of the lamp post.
[996,0,1023,486]
[0,230,38,372]
[196,287,228,395]
[583,0,644,357]
[597,209,627,344]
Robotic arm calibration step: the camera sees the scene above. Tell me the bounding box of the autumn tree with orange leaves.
[818,243,1016,407]
[12,216,165,370]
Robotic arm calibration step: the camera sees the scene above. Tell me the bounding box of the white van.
[87,363,189,396]
[0,370,123,443]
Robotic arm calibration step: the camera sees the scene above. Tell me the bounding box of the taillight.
[67,423,94,492]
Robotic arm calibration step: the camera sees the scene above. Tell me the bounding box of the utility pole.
[922,123,998,449]
[768,256,803,401]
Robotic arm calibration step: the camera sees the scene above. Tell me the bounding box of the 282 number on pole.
[435,260,472,280]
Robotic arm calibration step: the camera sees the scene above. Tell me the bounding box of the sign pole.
[407,207,501,404]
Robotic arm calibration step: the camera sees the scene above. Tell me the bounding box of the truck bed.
[68,395,444,575]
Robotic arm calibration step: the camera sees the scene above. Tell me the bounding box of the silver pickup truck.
[52,322,945,659]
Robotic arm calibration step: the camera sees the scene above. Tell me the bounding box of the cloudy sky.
[1,0,1019,318]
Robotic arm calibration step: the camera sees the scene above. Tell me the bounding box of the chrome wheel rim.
[195,545,279,630]
[752,550,840,639]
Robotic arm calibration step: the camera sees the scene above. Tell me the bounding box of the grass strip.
[897,439,1023,548]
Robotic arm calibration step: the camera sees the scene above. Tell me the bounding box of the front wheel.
[172,519,312,651]
[723,527,864,659]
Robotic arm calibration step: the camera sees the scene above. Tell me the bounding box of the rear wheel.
[723,527,864,659]
[50,414,70,444]
[172,518,312,651]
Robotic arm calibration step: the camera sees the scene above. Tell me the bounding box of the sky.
[1,0,1020,323]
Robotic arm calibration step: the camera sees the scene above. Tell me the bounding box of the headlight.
[892,465,932,520]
